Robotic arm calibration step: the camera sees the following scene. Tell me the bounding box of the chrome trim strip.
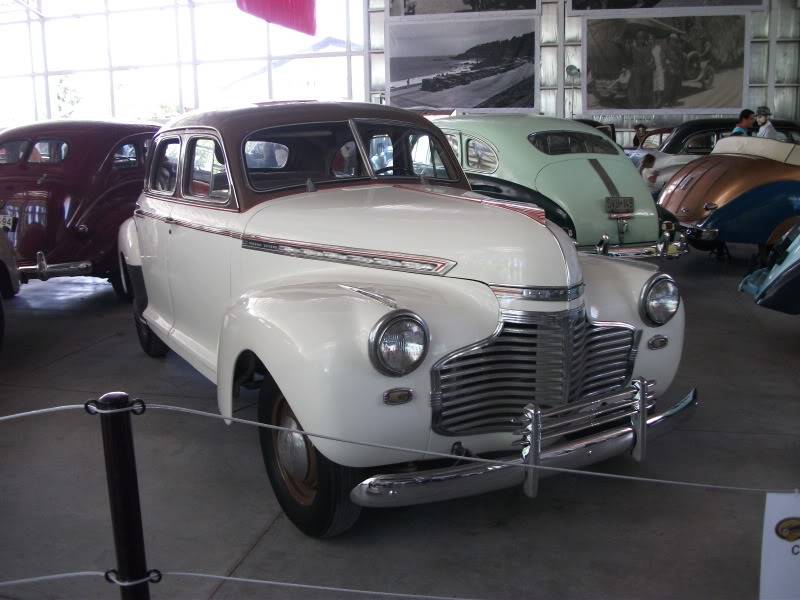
[491,283,584,302]
[242,234,457,276]
[350,388,698,508]
[339,285,398,308]
[135,207,242,239]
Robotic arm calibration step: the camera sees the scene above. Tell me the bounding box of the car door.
[136,136,178,340]
[166,133,238,379]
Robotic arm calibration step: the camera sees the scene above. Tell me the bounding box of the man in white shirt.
[755,106,779,140]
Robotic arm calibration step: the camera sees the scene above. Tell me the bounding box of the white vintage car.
[119,102,696,537]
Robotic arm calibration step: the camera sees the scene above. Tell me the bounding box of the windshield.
[0,140,29,165]
[242,120,458,193]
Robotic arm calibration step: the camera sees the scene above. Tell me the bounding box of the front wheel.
[258,379,361,537]
[110,260,133,301]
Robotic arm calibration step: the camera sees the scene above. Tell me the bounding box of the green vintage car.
[435,114,684,257]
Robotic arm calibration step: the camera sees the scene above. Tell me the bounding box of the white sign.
[761,492,800,600]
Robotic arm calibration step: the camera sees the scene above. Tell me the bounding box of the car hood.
[243,183,581,288]
[533,156,659,247]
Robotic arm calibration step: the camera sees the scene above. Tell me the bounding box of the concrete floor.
[0,245,798,600]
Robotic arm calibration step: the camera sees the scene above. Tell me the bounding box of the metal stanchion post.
[95,392,151,600]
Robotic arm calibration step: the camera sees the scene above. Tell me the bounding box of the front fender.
[579,254,684,399]
[118,216,141,267]
[217,273,500,468]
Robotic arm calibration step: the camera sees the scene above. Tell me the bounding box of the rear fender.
[217,274,500,468]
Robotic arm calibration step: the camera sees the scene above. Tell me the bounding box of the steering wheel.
[373,166,394,175]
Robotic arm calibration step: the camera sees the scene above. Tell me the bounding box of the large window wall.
[0,0,366,127]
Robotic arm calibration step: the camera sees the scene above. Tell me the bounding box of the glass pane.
[244,141,289,169]
[34,76,48,120]
[540,46,558,89]
[45,16,108,71]
[0,4,27,23]
[774,86,799,120]
[776,44,800,85]
[539,88,556,116]
[151,139,180,192]
[194,4,267,61]
[351,55,367,101]
[369,11,384,51]
[269,0,349,56]
[108,0,175,8]
[349,0,365,51]
[565,46,582,77]
[748,86,768,110]
[541,3,558,45]
[41,0,104,16]
[0,24,31,76]
[177,6,193,62]
[444,133,460,159]
[358,122,455,180]
[196,60,269,108]
[370,53,385,90]
[113,143,138,169]
[565,16,582,44]
[0,77,34,126]
[751,11,769,40]
[0,140,29,164]
[466,138,498,172]
[48,71,112,119]
[188,138,229,199]
[369,0,385,9]
[30,21,45,73]
[114,66,181,122]
[110,9,178,67]
[272,56,349,100]
[778,3,799,39]
[749,43,768,85]
[28,140,69,164]
[181,65,196,111]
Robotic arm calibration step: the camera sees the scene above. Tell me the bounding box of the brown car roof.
[0,120,160,140]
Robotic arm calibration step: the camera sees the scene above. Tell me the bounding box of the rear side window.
[112,143,138,169]
[0,140,29,164]
[244,141,289,169]
[465,138,498,172]
[444,133,460,160]
[28,139,69,164]
[682,131,716,155]
[150,138,180,193]
[186,138,230,200]
[528,131,619,156]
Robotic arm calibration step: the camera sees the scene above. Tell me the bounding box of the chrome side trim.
[339,285,398,308]
[242,234,457,276]
[490,283,584,302]
[350,388,698,508]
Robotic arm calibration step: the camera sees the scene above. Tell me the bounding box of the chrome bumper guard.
[592,233,688,259]
[350,380,697,508]
[18,251,92,281]
[681,224,719,242]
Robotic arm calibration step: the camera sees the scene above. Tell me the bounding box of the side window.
[186,138,230,200]
[244,140,289,169]
[150,138,180,193]
[682,132,715,155]
[466,138,498,173]
[112,143,138,170]
[410,133,448,178]
[444,133,460,161]
[368,134,394,172]
[28,139,69,164]
[641,134,661,149]
[0,140,29,164]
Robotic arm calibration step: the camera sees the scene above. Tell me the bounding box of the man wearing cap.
[755,106,779,140]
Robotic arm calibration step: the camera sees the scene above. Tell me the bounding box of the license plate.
[0,215,16,232]
[605,196,634,214]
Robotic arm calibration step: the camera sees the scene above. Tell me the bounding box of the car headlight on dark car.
[369,310,428,376]
[640,274,680,326]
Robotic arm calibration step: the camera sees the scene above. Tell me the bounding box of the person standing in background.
[628,30,654,108]
[755,106,779,140]
[731,109,755,136]
[664,34,683,107]
[651,35,665,108]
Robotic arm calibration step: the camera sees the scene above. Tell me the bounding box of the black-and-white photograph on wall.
[390,0,537,16]
[387,17,536,109]
[569,0,764,14]
[584,15,747,113]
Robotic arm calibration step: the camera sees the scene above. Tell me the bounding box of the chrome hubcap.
[276,413,309,482]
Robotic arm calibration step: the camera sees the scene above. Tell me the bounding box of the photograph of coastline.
[570,0,763,12]
[390,0,537,16]
[388,18,536,109]
[585,15,746,112]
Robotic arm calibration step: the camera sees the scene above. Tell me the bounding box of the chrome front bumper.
[588,233,688,259]
[350,385,697,508]
[18,251,92,281]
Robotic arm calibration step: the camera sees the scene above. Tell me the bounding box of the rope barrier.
[0,571,105,587]
[1,401,797,494]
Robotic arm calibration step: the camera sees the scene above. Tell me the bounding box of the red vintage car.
[0,120,158,297]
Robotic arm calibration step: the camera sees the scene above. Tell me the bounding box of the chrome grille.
[431,309,640,436]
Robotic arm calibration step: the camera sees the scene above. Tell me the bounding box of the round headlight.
[369,310,428,376]
[640,274,680,326]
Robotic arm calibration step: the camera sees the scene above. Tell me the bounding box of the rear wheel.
[258,379,361,538]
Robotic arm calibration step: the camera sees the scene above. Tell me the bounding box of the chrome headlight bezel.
[639,273,680,326]
[368,310,429,377]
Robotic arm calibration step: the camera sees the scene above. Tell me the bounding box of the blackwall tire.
[110,262,133,302]
[258,379,361,538]
[133,312,168,358]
